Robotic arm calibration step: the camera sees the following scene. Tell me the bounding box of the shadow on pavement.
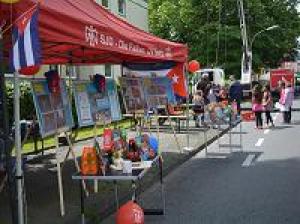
[271,125,292,130]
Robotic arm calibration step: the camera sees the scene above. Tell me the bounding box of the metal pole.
[0,29,18,224]
[114,181,119,209]
[14,71,24,224]
[80,181,85,224]
[187,70,190,148]
[240,121,243,151]
[183,67,192,152]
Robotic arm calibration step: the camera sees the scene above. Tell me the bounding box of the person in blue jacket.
[229,75,243,114]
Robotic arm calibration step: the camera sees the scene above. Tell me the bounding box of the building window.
[101,0,109,8]
[118,0,126,16]
[105,64,112,77]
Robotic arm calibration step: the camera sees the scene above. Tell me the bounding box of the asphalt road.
[104,99,300,224]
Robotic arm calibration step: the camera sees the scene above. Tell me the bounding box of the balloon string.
[0,3,38,36]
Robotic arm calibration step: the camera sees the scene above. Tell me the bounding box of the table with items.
[72,156,164,224]
[72,130,165,224]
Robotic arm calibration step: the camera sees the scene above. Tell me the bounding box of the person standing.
[193,90,205,127]
[262,85,274,127]
[279,82,294,123]
[218,86,228,103]
[229,75,243,114]
[196,74,210,105]
[207,84,217,104]
[252,84,264,129]
[278,81,286,122]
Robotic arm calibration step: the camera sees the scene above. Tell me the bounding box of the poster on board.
[73,79,122,127]
[120,76,176,113]
[119,77,147,114]
[31,80,74,138]
[143,77,176,110]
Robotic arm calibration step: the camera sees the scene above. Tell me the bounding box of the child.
[262,85,274,127]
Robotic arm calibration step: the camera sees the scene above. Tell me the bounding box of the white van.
[192,68,225,93]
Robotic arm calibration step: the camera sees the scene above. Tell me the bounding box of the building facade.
[26,0,149,80]
[79,0,149,80]
[95,0,148,31]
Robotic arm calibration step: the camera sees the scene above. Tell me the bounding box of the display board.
[73,79,122,127]
[120,76,176,113]
[143,77,176,110]
[119,77,147,114]
[31,80,74,138]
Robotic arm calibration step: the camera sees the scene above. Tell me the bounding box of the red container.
[103,128,114,153]
[241,111,255,121]
[81,147,99,175]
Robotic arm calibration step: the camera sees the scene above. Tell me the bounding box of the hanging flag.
[166,63,188,98]
[123,62,188,99]
[10,5,41,72]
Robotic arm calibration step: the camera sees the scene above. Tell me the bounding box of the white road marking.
[242,154,256,167]
[264,129,270,135]
[255,138,264,147]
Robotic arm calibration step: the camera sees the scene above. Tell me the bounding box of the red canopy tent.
[0,0,188,65]
[0,1,188,222]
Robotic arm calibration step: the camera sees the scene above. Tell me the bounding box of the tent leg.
[0,35,17,223]
[55,135,65,216]
[93,124,98,193]
[14,71,24,224]
[183,69,193,152]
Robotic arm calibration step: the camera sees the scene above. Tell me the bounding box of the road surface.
[104,99,300,224]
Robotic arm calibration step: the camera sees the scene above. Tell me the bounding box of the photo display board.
[31,80,74,138]
[73,79,122,127]
[120,76,176,113]
[119,77,147,114]
[143,77,176,110]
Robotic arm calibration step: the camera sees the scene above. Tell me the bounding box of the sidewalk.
[0,120,227,224]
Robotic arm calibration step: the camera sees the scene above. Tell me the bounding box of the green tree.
[149,0,300,78]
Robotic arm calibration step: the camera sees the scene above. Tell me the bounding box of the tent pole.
[14,71,24,224]
[0,29,18,224]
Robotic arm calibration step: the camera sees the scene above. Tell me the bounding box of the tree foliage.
[149,0,300,77]
[5,81,35,126]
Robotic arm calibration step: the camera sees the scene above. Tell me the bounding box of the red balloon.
[188,60,200,73]
[116,201,144,224]
[19,65,40,76]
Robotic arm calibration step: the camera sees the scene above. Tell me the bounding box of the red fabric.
[1,0,188,65]
[167,63,187,97]
[270,69,294,90]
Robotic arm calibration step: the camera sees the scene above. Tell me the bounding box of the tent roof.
[0,0,188,65]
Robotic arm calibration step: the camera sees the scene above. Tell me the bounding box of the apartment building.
[78,0,149,80]
[19,0,149,80]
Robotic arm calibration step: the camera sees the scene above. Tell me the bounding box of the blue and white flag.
[11,6,41,72]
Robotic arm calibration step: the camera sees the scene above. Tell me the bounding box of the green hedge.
[5,81,35,126]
